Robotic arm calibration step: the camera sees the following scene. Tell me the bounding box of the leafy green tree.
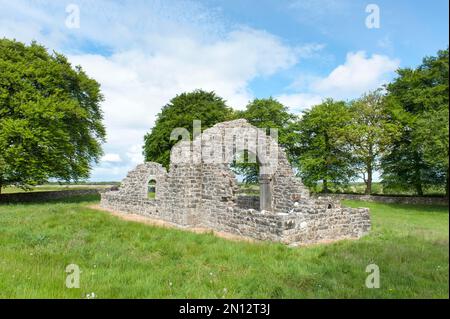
[233,98,300,183]
[381,48,449,195]
[346,90,400,194]
[297,99,355,192]
[413,107,449,196]
[0,39,106,193]
[143,90,233,168]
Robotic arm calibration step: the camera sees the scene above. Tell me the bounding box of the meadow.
[1,184,115,194]
[0,194,448,298]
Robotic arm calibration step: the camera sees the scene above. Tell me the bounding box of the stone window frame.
[147,175,157,200]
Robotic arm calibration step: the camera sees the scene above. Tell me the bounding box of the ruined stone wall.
[100,119,371,245]
[282,203,371,244]
[236,195,260,210]
[271,152,311,212]
[211,207,292,242]
[199,163,239,229]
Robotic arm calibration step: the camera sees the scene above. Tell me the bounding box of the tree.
[381,48,449,195]
[143,90,233,168]
[234,98,300,183]
[413,107,449,196]
[0,39,106,193]
[346,90,400,194]
[297,99,355,192]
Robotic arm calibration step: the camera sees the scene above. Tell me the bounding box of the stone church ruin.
[101,119,371,245]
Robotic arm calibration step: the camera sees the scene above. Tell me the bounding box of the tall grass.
[0,195,447,298]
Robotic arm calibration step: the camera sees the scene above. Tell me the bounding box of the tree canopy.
[381,48,449,195]
[0,39,105,192]
[2,38,447,197]
[345,90,400,194]
[296,99,355,192]
[234,98,300,183]
[143,90,234,169]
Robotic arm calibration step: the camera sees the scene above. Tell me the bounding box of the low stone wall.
[282,204,371,245]
[100,192,185,224]
[0,189,102,203]
[101,191,371,245]
[321,194,449,206]
[211,208,293,242]
[236,195,260,210]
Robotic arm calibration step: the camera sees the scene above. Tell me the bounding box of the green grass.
[311,181,447,196]
[237,183,259,195]
[0,195,448,298]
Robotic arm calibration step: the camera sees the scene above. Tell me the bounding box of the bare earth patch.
[89,204,256,243]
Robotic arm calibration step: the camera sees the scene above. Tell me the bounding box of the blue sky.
[0,0,448,181]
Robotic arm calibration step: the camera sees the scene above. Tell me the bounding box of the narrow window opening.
[148,179,156,199]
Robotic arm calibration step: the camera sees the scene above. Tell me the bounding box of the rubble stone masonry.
[101,119,371,245]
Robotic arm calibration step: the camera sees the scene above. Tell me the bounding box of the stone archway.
[227,149,274,211]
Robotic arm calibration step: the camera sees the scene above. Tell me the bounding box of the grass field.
[0,195,448,298]
[237,182,447,197]
[1,184,114,194]
[311,182,447,196]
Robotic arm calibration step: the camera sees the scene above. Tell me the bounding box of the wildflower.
[85,292,97,299]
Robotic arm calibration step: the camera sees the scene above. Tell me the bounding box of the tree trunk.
[323,134,331,194]
[365,163,372,195]
[446,167,449,198]
[413,151,424,196]
[323,179,329,193]
[365,147,373,195]
[415,183,424,196]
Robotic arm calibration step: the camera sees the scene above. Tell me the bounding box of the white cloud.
[277,93,323,112]
[101,153,122,163]
[278,50,400,112]
[0,1,400,181]
[311,51,400,99]
[67,28,302,181]
[126,145,145,166]
[0,0,309,181]
[278,51,400,112]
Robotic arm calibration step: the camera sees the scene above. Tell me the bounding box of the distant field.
[0,194,447,298]
[238,182,447,197]
[313,182,447,196]
[1,184,115,194]
[4,182,445,197]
